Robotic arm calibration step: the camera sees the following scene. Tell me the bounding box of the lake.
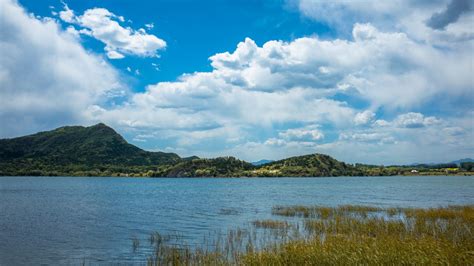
[1,175,473,264]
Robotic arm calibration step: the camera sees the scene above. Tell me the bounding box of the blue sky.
[1,0,473,164]
[19,0,333,89]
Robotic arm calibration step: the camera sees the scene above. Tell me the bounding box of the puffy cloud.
[58,2,74,23]
[1,0,472,165]
[292,0,474,47]
[426,0,472,30]
[339,132,396,144]
[293,0,430,33]
[223,110,472,164]
[279,127,324,141]
[394,112,441,128]
[91,23,471,161]
[354,110,375,126]
[0,0,122,137]
[107,50,125,59]
[324,113,472,164]
[58,5,166,59]
[145,23,154,30]
[221,24,470,108]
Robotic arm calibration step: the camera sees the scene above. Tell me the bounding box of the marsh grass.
[218,208,241,216]
[131,236,140,252]
[252,220,290,230]
[139,205,474,265]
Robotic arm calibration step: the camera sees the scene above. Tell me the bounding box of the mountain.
[1,124,472,177]
[154,156,255,177]
[450,158,474,166]
[0,123,180,176]
[251,159,274,166]
[250,154,363,177]
[408,158,474,167]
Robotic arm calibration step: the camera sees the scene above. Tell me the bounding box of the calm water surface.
[1,175,473,264]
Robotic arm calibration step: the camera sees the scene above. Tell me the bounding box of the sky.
[0,0,473,165]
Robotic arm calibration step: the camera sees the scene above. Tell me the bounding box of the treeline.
[1,123,473,177]
[2,154,473,177]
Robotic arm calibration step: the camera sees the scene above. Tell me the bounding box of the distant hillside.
[251,159,274,166]
[249,154,363,177]
[450,158,474,166]
[154,157,255,177]
[0,123,180,176]
[1,124,472,177]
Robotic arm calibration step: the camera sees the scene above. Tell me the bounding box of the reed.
[131,236,140,252]
[138,205,474,265]
[252,220,290,229]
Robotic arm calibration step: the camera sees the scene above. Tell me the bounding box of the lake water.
[1,175,473,264]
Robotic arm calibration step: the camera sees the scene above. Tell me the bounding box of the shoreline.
[1,173,473,178]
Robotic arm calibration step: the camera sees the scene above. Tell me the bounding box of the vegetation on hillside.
[150,157,255,177]
[244,154,364,177]
[1,123,473,177]
[0,123,179,176]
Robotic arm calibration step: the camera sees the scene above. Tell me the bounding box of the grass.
[271,205,383,219]
[131,236,140,252]
[252,220,290,229]
[138,205,474,265]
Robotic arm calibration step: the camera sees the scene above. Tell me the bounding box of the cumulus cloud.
[224,110,472,164]
[58,5,166,59]
[0,0,122,137]
[58,2,74,23]
[426,0,473,30]
[339,132,396,144]
[1,0,472,165]
[394,112,441,128]
[292,0,474,47]
[293,0,430,33]
[213,24,471,108]
[354,110,375,126]
[89,22,472,161]
[279,127,324,141]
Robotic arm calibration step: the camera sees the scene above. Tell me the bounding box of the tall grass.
[138,205,474,265]
[252,220,290,229]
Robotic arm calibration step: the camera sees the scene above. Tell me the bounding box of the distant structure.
[411,169,418,173]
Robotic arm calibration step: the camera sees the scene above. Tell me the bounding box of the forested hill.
[0,123,180,176]
[0,124,472,177]
[248,154,364,177]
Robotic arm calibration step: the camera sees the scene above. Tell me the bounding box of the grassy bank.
[138,205,473,265]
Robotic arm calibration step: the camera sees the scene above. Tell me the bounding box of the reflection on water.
[0,175,473,264]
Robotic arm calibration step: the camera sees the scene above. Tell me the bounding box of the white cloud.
[339,132,396,144]
[223,111,472,164]
[145,23,154,30]
[58,5,166,59]
[89,23,472,161]
[293,0,474,47]
[374,119,390,127]
[207,25,471,109]
[0,0,123,137]
[58,2,75,23]
[354,110,375,125]
[279,127,324,141]
[106,50,125,59]
[1,0,472,165]
[395,112,441,128]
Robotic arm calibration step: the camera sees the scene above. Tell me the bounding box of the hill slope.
[153,157,255,177]
[249,154,362,177]
[0,123,180,175]
[2,124,471,177]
